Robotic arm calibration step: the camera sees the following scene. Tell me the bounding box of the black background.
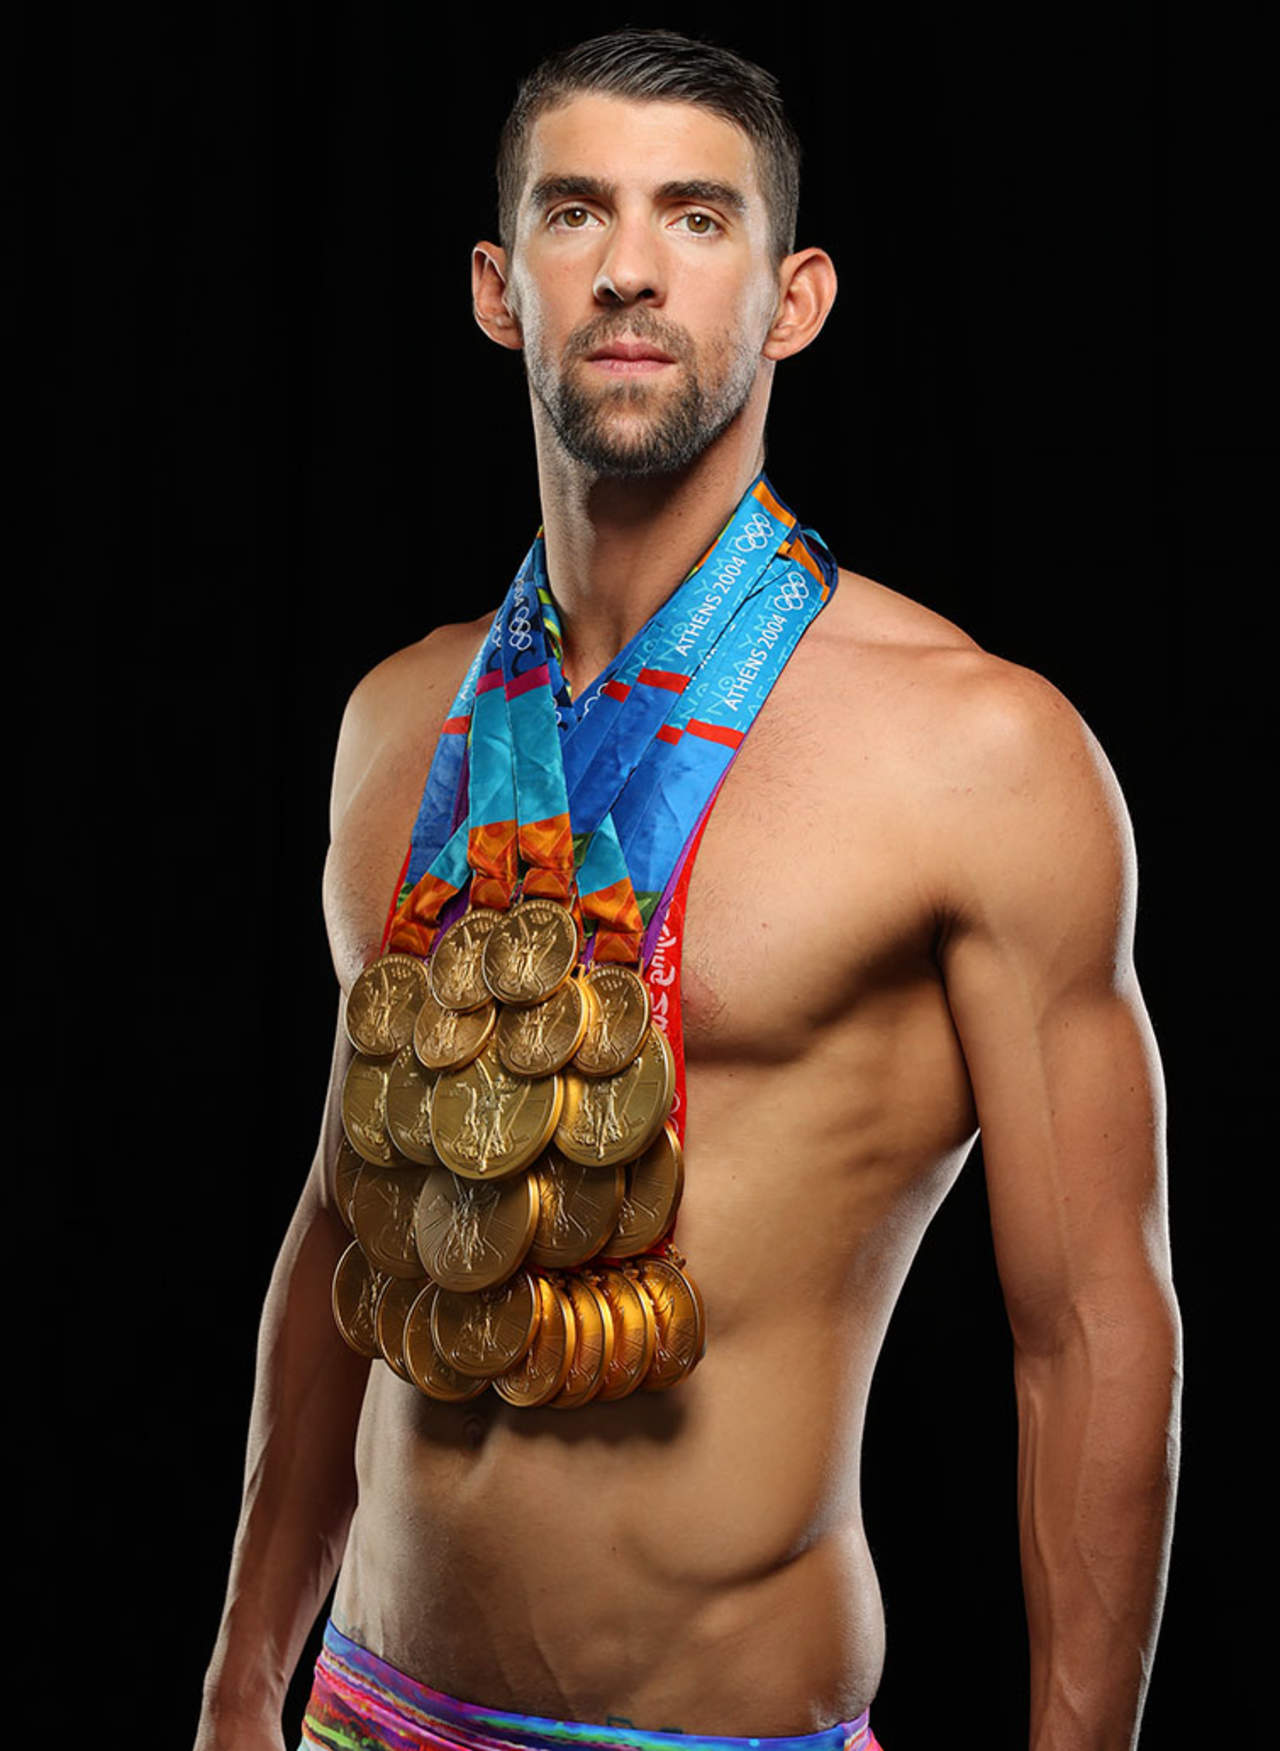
[26,3,1269,1745]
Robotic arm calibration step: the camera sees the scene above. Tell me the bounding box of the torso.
[325,569,989,1735]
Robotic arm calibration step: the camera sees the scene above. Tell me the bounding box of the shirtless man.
[195,30,1181,1751]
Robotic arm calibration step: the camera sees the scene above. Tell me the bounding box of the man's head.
[473,30,834,482]
[496,30,802,269]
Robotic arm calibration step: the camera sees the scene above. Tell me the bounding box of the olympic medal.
[333,1137,364,1234]
[481,898,578,1006]
[493,1274,576,1408]
[431,1045,562,1181]
[430,1268,539,1377]
[413,988,495,1072]
[345,953,429,1057]
[574,965,650,1076]
[429,908,504,1012]
[331,1240,385,1359]
[412,1163,538,1291]
[592,1266,658,1401]
[495,974,590,1077]
[526,1147,626,1270]
[635,1254,707,1391]
[403,1283,489,1403]
[549,1273,615,1409]
[599,1122,685,1258]
[555,1026,675,1168]
[385,1045,441,1166]
[351,1164,429,1280]
[341,1053,400,1167]
[374,1273,426,1381]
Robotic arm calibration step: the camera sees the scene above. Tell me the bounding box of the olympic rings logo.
[733,511,774,553]
[774,572,810,612]
[508,602,534,651]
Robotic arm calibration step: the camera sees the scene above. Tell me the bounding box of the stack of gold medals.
[331,896,706,1408]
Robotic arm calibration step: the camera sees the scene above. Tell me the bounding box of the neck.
[533,395,769,697]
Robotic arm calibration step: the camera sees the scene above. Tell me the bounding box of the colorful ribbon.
[385,474,836,973]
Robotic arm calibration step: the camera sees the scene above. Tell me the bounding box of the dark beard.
[527,313,757,478]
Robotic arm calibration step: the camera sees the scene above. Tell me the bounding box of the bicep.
[936,679,1172,1352]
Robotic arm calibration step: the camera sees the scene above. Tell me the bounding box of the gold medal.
[351,1164,430,1280]
[493,1274,576,1408]
[431,1044,562,1181]
[573,964,650,1076]
[526,1146,626,1270]
[341,1053,402,1167]
[402,1283,489,1402]
[599,1121,684,1258]
[430,1267,539,1377]
[428,908,503,1012]
[344,954,429,1057]
[333,1137,364,1234]
[495,974,590,1077]
[481,898,578,1006]
[555,1026,675,1168]
[635,1253,707,1391]
[413,988,495,1072]
[548,1272,616,1409]
[591,1266,658,1401]
[331,1240,385,1358]
[374,1273,425,1381]
[412,1163,538,1291]
[385,1045,441,1166]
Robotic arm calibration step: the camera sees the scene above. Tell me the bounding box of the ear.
[472,242,523,351]
[762,247,838,361]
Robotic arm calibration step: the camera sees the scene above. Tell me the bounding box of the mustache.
[562,308,693,366]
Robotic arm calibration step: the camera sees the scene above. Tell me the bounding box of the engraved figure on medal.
[520,1001,555,1055]
[366,1174,412,1252]
[508,911,551,988]
[570,1065,634,1157]
[455,1056,518,1164]
[542,1171,588,1247]
[362,1081,388,1150]
[405,1104,433,1153]
[433,954,472,1010]
[427,1006,460,1058]
[459,1294,504,1366]
[365,964,397,1039]
[575,966,649,1076]
[356,1263,380,1335]
[439,1180,498,1275]
[343,1056,398,1166]
[594,981,630,1052]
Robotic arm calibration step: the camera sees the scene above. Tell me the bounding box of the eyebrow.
[526,174,748,218]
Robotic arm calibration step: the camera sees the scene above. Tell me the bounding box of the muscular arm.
[937,666,1181,1751]
[195,624,486,1749]
[195,1012,368,1748]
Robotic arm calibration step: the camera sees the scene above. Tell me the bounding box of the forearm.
[201,1190,370,1728]
[1015,1287,1182,1751]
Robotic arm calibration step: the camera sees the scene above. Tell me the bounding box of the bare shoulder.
[815,568,1136,924]
[823,566,1122,797]
[330,612,495,829]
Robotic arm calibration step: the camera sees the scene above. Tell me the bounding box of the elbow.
[1013,1276,1184,1394]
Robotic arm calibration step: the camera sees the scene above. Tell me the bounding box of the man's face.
[504,95,782,478]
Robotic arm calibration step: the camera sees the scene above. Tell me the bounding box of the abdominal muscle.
[335,1357,883,1737]
[330,1018,976,1737]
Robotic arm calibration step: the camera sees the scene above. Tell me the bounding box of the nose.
[592,212,664,308]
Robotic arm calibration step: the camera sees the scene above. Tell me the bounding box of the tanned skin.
[195,96,1180,1750]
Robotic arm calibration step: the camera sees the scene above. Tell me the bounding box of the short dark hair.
[496,29,802,264]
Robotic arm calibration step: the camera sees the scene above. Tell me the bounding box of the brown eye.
[680,212,717,235]
[559,207,591,228]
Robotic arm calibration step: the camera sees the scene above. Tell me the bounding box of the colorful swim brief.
[299,1620,883,1751]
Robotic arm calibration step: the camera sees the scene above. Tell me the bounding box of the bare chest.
[326,687,939,1078]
